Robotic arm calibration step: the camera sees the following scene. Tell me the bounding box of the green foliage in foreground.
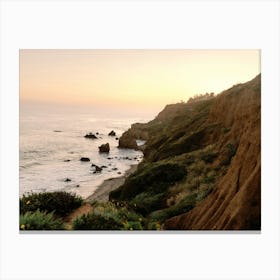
[73,202,146,230]
[20,191,83,217]
[20,210,64,230]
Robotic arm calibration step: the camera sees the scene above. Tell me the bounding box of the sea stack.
[99,143,110,153]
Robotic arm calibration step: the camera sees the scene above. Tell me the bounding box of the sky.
[20,49,260,117]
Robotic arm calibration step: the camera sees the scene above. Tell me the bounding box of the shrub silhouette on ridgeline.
[20,191,83,217]
[187,92,215,104]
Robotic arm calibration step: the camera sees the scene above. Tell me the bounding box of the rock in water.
[95,165,102,172]
[108,130,116,136]
[98,143,110,153]
[84,133,98,139]
[80,157,90,162]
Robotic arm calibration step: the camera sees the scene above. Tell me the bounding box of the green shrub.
[203,171,216,184]
[130,192,166,215]
[148,193,197,223]
[146,221,162,230]
[221,142,238,165]
[20,191,83,217]
[73,213,121,230]
[73,202,143,230]
[196,185,214,202]
[20,210,64,230]
[110,162,186,200]
[201,152,218,163]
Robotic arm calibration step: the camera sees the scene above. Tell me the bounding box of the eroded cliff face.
[164,75,261,230]
[113,74,261,230]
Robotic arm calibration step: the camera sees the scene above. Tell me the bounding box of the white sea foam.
[20,106,150,198]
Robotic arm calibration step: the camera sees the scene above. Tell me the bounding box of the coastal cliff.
[112,74,261,230]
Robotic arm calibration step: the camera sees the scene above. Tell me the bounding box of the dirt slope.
[164,75,261,230]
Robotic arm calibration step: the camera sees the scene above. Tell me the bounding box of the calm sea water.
[20,104,151,198]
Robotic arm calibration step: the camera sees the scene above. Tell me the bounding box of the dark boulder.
[95,165,102,172]
[108,130,116,136]
[99,143,110,153]
[80,157,90,162]
[84,133,97,139]
[64,178,71,182]
[115,137,119,140]
[64,159,71,162]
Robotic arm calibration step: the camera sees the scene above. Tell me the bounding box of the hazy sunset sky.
[20,49,260,116]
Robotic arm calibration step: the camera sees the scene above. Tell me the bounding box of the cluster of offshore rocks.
[84,130,120,153]
[62,153,143,188]
[84,128,146,152]
[77,154,143,175]
[62,128,144,185]
[84,130,119,141]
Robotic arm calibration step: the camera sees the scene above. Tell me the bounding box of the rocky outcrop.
[93,165,102,173]
[99,143,110,153]
[118,131,138,149]
[80,157,90,162]
[108,130,116,136]
[84,133,97,139]
[118,123,149,150]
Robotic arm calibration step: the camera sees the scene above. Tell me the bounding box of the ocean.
[20,103,151,198]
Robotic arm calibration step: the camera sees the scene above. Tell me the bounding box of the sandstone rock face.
[118,130,138,150]
[118,123,149,150]
[164,74,261,230]
[99,143,110,153]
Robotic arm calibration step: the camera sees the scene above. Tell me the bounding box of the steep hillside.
[165,75,261,230]
[110,74,261,230]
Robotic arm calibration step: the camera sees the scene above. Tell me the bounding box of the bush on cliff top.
[20,191,83,217]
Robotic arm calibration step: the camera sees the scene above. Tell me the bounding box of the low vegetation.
[20,191,83,217]
[20,191,83,230]
[20,210,64,230]
[73,201,144,230]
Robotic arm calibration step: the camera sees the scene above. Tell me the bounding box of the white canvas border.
[0,0,280,280]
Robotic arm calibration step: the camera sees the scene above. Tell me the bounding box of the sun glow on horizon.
[20,49,260,115]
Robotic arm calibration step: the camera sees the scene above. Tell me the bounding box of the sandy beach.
[85,164,138,203]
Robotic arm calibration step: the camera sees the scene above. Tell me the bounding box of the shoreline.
[85,164,138,203]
